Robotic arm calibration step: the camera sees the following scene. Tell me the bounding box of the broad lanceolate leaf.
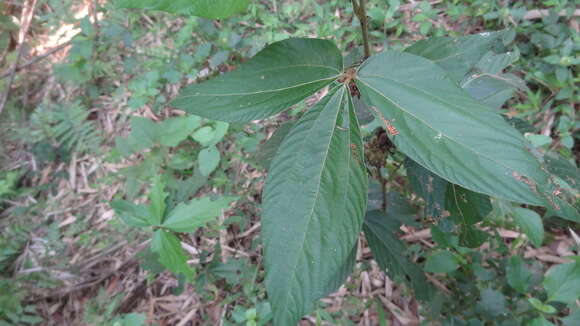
[172,38,343,122]
[162,196,236,232]
[151,230,194,281]
[355,50,579,221]
[512,207,544,248]
[363,210,432,300]
[116,0,250,19]
[543,259,580,304]
[262,87,368,326]
[404,31,505,83]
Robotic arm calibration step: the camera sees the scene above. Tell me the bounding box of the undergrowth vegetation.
[0,0,578,325]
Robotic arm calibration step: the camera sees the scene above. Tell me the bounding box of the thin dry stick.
[0,0,38,115]
[0,40,72,79]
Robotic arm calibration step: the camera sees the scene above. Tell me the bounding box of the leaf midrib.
[178,75,340,98]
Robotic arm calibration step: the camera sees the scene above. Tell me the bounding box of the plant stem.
[352,0,371,59]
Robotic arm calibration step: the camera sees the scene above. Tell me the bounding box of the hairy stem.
[352,0,371,59]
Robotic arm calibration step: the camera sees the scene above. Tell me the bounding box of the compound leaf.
[116,0,250,19]
[355,50,578,221]
[172,38,343,122]
[262,87,367,326]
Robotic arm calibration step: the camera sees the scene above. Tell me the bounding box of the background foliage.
[0,0,578,325]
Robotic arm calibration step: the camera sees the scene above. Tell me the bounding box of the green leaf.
[506,256,533,294]
[192,126,215,146]
[543,259,580,304]
[425,251,459,274]
[406,158,447,219]
[115,116,201,156]
[355,50,579,221]
[528,298,557,314]
[544,152,580,192]
[162,196,236,232]
[150,230,193,281]
[512,207,544,248]
[405,31,505,82]
[527,317,556,326]
[262,87,368,326]
[148,175,168,225]
[476,288,506,317]
[198,146,220,176]
[115,0,250,19]
[157,116,201,147]
[363,210,432,300]
[460,51,525,109]
[172,38,343,122]
[563,307,580,326]
[446,184,491,248]
[111,200,152,227]
[252,121,295,169]
[462,73,526,110]
[115,116,157,156]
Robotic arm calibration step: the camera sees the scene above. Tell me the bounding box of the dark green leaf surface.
[151,230,193,281]
[252,121,295,169]
[198,146,220,176]
[116,0,250,19]
[363,210,432,300]
[462,73,525,109]
[356,50,578,221]
[162,197,235,233]
[461,49,526,109]
[528,317,556,326]
[506,256,533,294]
[172,38,343,122]
[149,176,168,225]
[404,31,505,82]
[262,87,367,326]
